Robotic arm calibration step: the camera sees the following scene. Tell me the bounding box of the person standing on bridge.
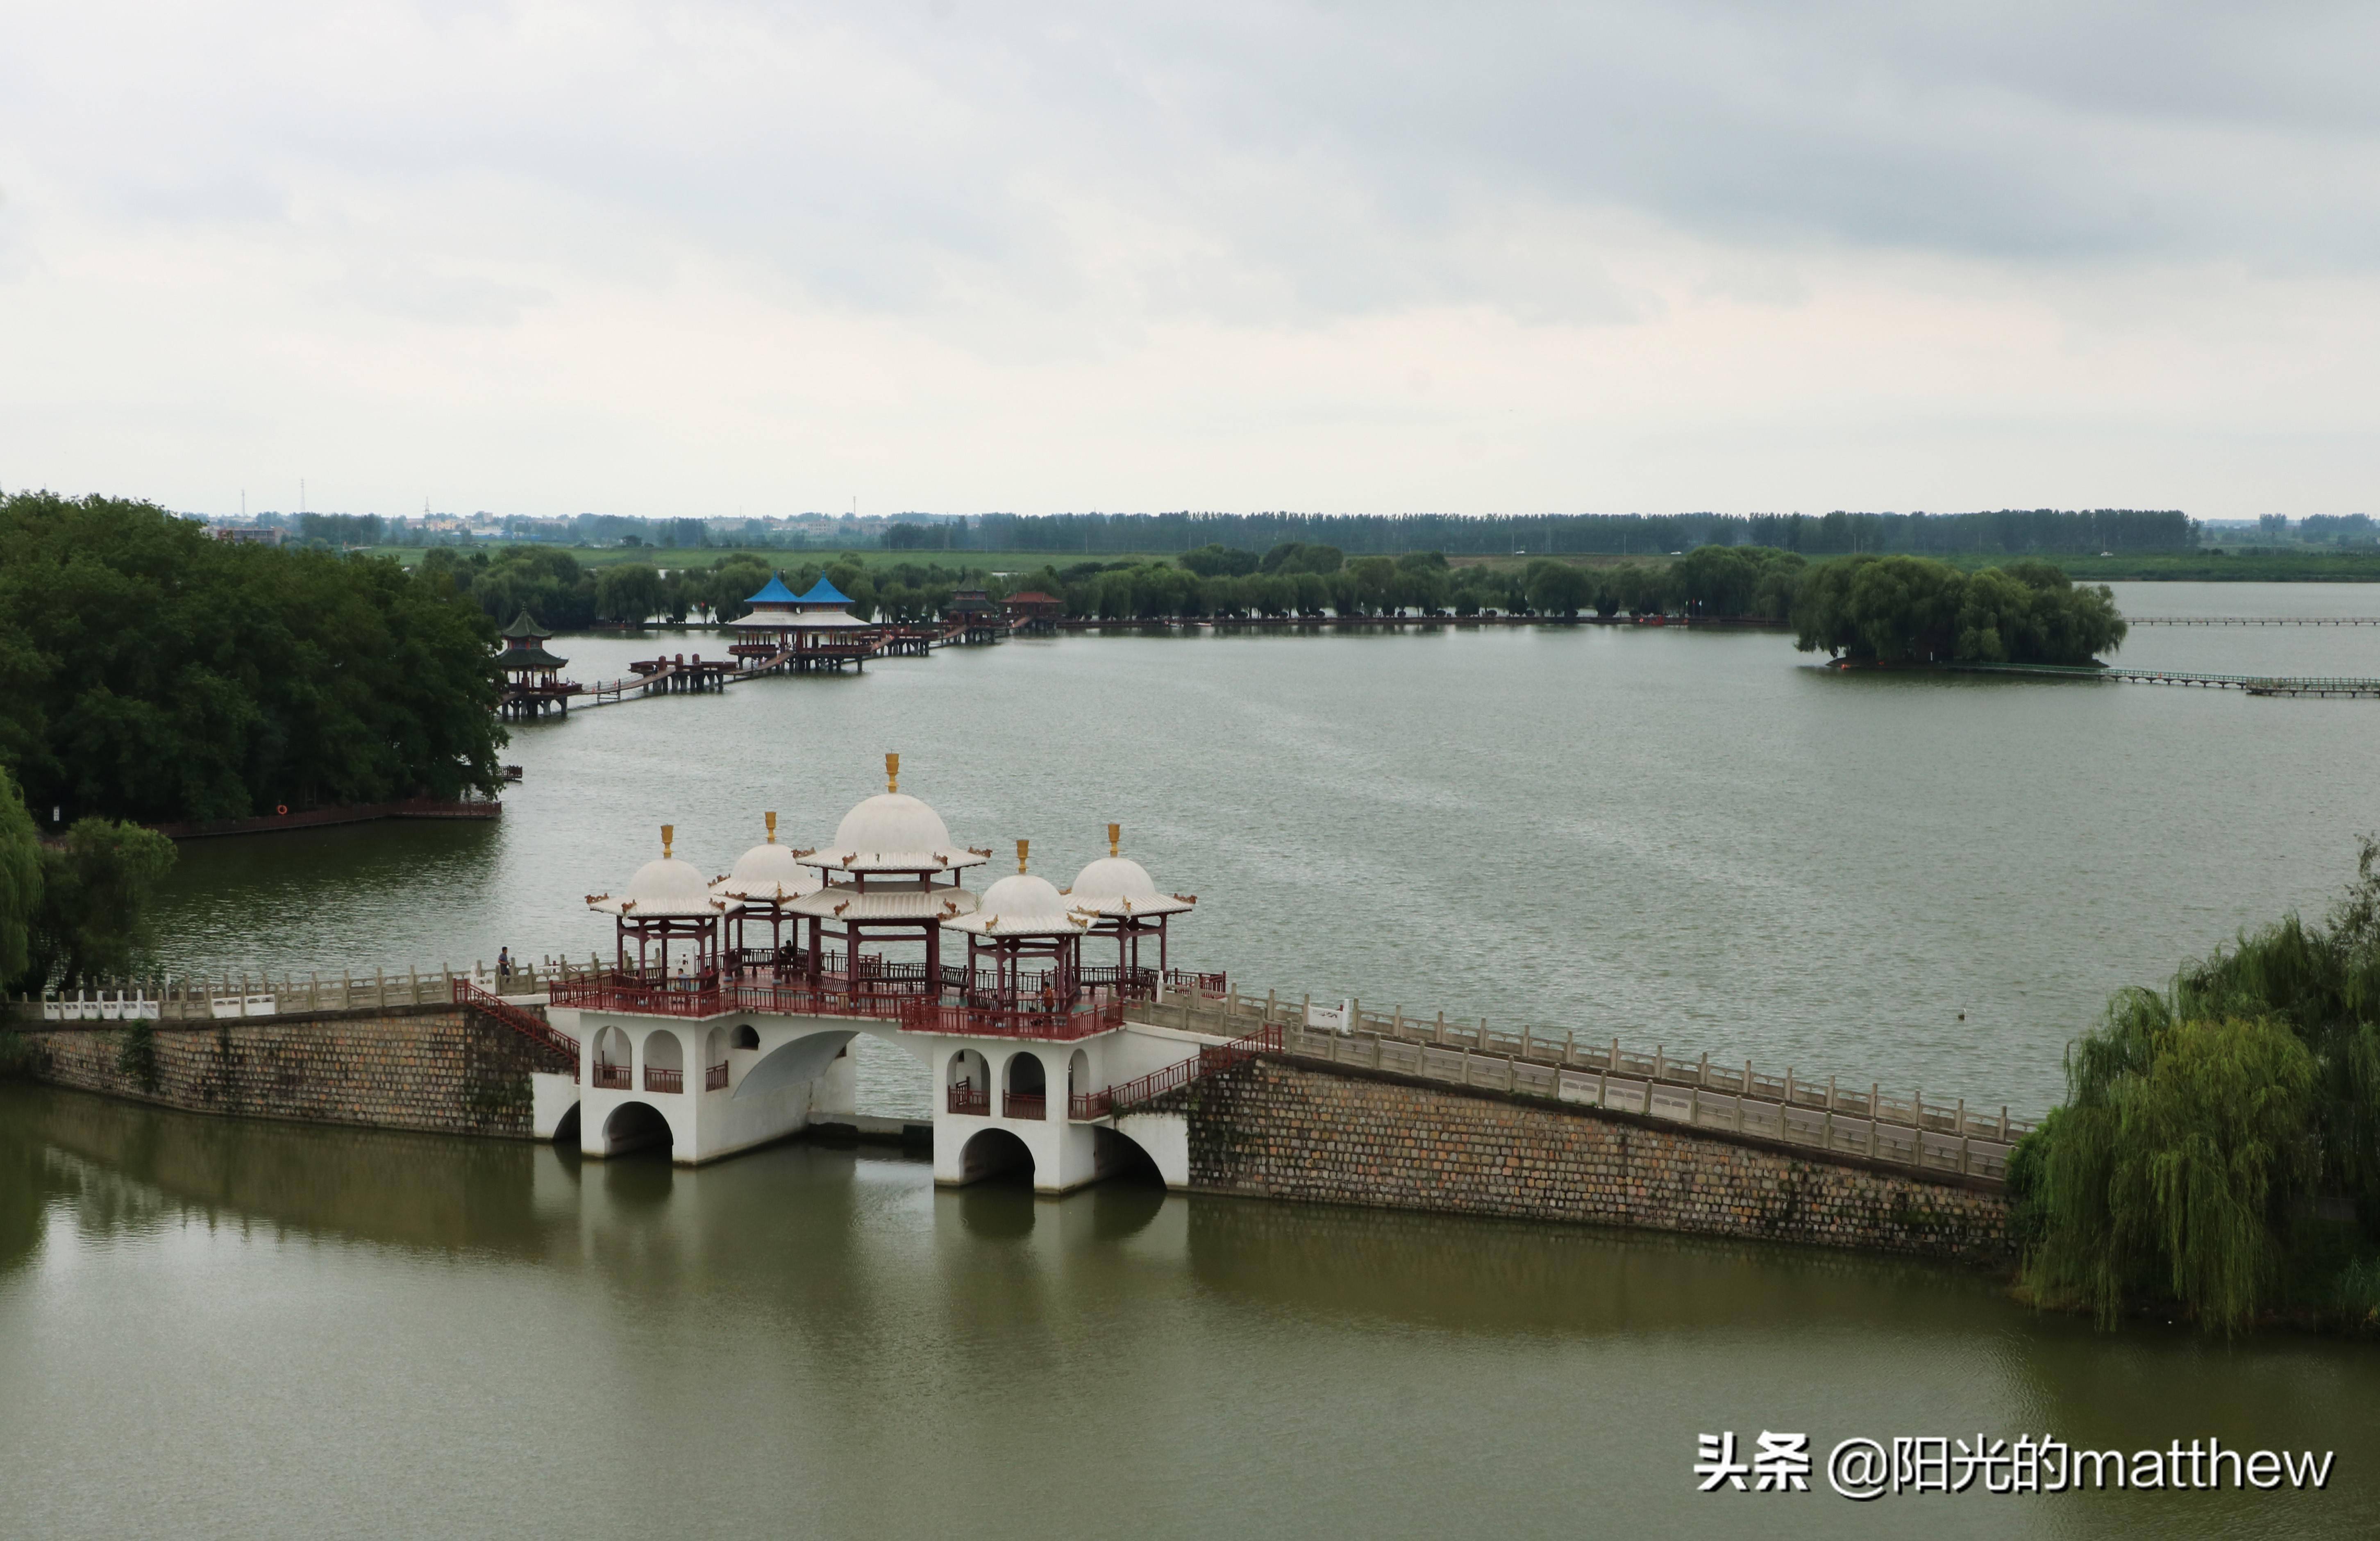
[497,947,513,987]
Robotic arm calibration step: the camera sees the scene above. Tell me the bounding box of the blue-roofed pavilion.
[745,573,799,607]
[726,570,878,674]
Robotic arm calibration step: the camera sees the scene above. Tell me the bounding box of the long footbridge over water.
[1946,662,2380,697]
[2125,614,2380,626]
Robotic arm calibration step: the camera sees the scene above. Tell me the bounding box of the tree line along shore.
[426,533,2126,666]
[9,489,2372,1336]
[0,491,2126,835]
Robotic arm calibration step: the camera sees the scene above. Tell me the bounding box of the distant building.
[211,525,285,547]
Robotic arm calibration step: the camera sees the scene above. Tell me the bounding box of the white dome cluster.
[585,764,1197,940]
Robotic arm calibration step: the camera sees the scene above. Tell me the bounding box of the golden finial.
[1017,838,1029,874]
[661,823,674,859]
[764,811,778,843]
[886,751,899,794]
[1108,822,1120,858]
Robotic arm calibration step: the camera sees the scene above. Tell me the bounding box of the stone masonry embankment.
[1165,1055,2010,1264]
[11,1004,570,1139]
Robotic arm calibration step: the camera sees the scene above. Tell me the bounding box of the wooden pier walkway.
[2126,615,2380,626]
[1946,663,2380,697]
[570,619,1013,709]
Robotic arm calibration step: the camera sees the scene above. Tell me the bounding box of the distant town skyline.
[4,4,2376,519]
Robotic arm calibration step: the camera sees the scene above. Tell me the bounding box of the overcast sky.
[3,1,2375,519]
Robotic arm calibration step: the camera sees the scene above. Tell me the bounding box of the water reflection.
[0,1107,52,1274]
[7,1084,2379,1541]
[1181,1197,2011,1338]
[17,1082,569,1261]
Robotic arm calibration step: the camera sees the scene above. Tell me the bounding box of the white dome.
[806,791,987,873]
[713,840,819,903]
[1067,855,1194,918]
[591,854,725,917]
[944,872,1089,936]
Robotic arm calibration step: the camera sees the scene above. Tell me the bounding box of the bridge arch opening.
[1094,1125,1163,1185]
[601,1100,673,1158]
[552,1101,582,1148]
[957,1126,1033,1186]
[1089,1127,1166,1236]
[731,1024,760,1050]
[1003,1051,1047,1120]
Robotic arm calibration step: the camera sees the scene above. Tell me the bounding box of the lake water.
[13,582,2380,1538]
[150,582,2380,1120]
[4,1081,2375,1541]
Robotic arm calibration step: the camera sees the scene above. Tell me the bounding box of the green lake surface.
[7,581,2374,1538]
[4,1082,2375,1540]
[148,580,2380,1121]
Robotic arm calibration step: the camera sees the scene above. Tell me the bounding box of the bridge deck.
[1944,663,2380,698]
[2127,615,2380,626]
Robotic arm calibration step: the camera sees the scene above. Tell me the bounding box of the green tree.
[595,563,665,625]
[1676,545,1807,619]
[1245,574,1293,618]
[1524,560,1595,618]
[0,773,40,984]
[1259,541,1345,576]
[659,571,694,624]
[1346,557,1398,615]
[0,493,503,823]
[21,818,176,991]
[470,547,597,629]
[1794,555,2123,665]
[2014,843,2380,1331]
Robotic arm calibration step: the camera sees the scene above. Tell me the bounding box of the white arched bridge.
[508,755,1261,1193]
[521,983,1270,1192]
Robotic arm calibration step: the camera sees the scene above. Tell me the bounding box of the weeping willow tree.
[2013,843,2380,1333]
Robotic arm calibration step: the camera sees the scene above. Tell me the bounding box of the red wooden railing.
[645,1066,684,1093]
[727,950,1161,1003]
[1069,1020,1280,1121]
[948,1083,989,1115]
[593,1063,631,1089]
[1004,1092,1047,1121]
[705,1062,729,1091]
[1078,965,1161,996]
[548,971,1192,1036]
[552,972,935,1022]
[452,979,581,1071]
[549,974,730,1018]
[898,997,1124,1041]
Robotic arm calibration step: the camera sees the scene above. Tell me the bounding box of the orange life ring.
[276,804,289,815]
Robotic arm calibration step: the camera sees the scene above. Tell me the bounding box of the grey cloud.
[5,0,2376,334]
